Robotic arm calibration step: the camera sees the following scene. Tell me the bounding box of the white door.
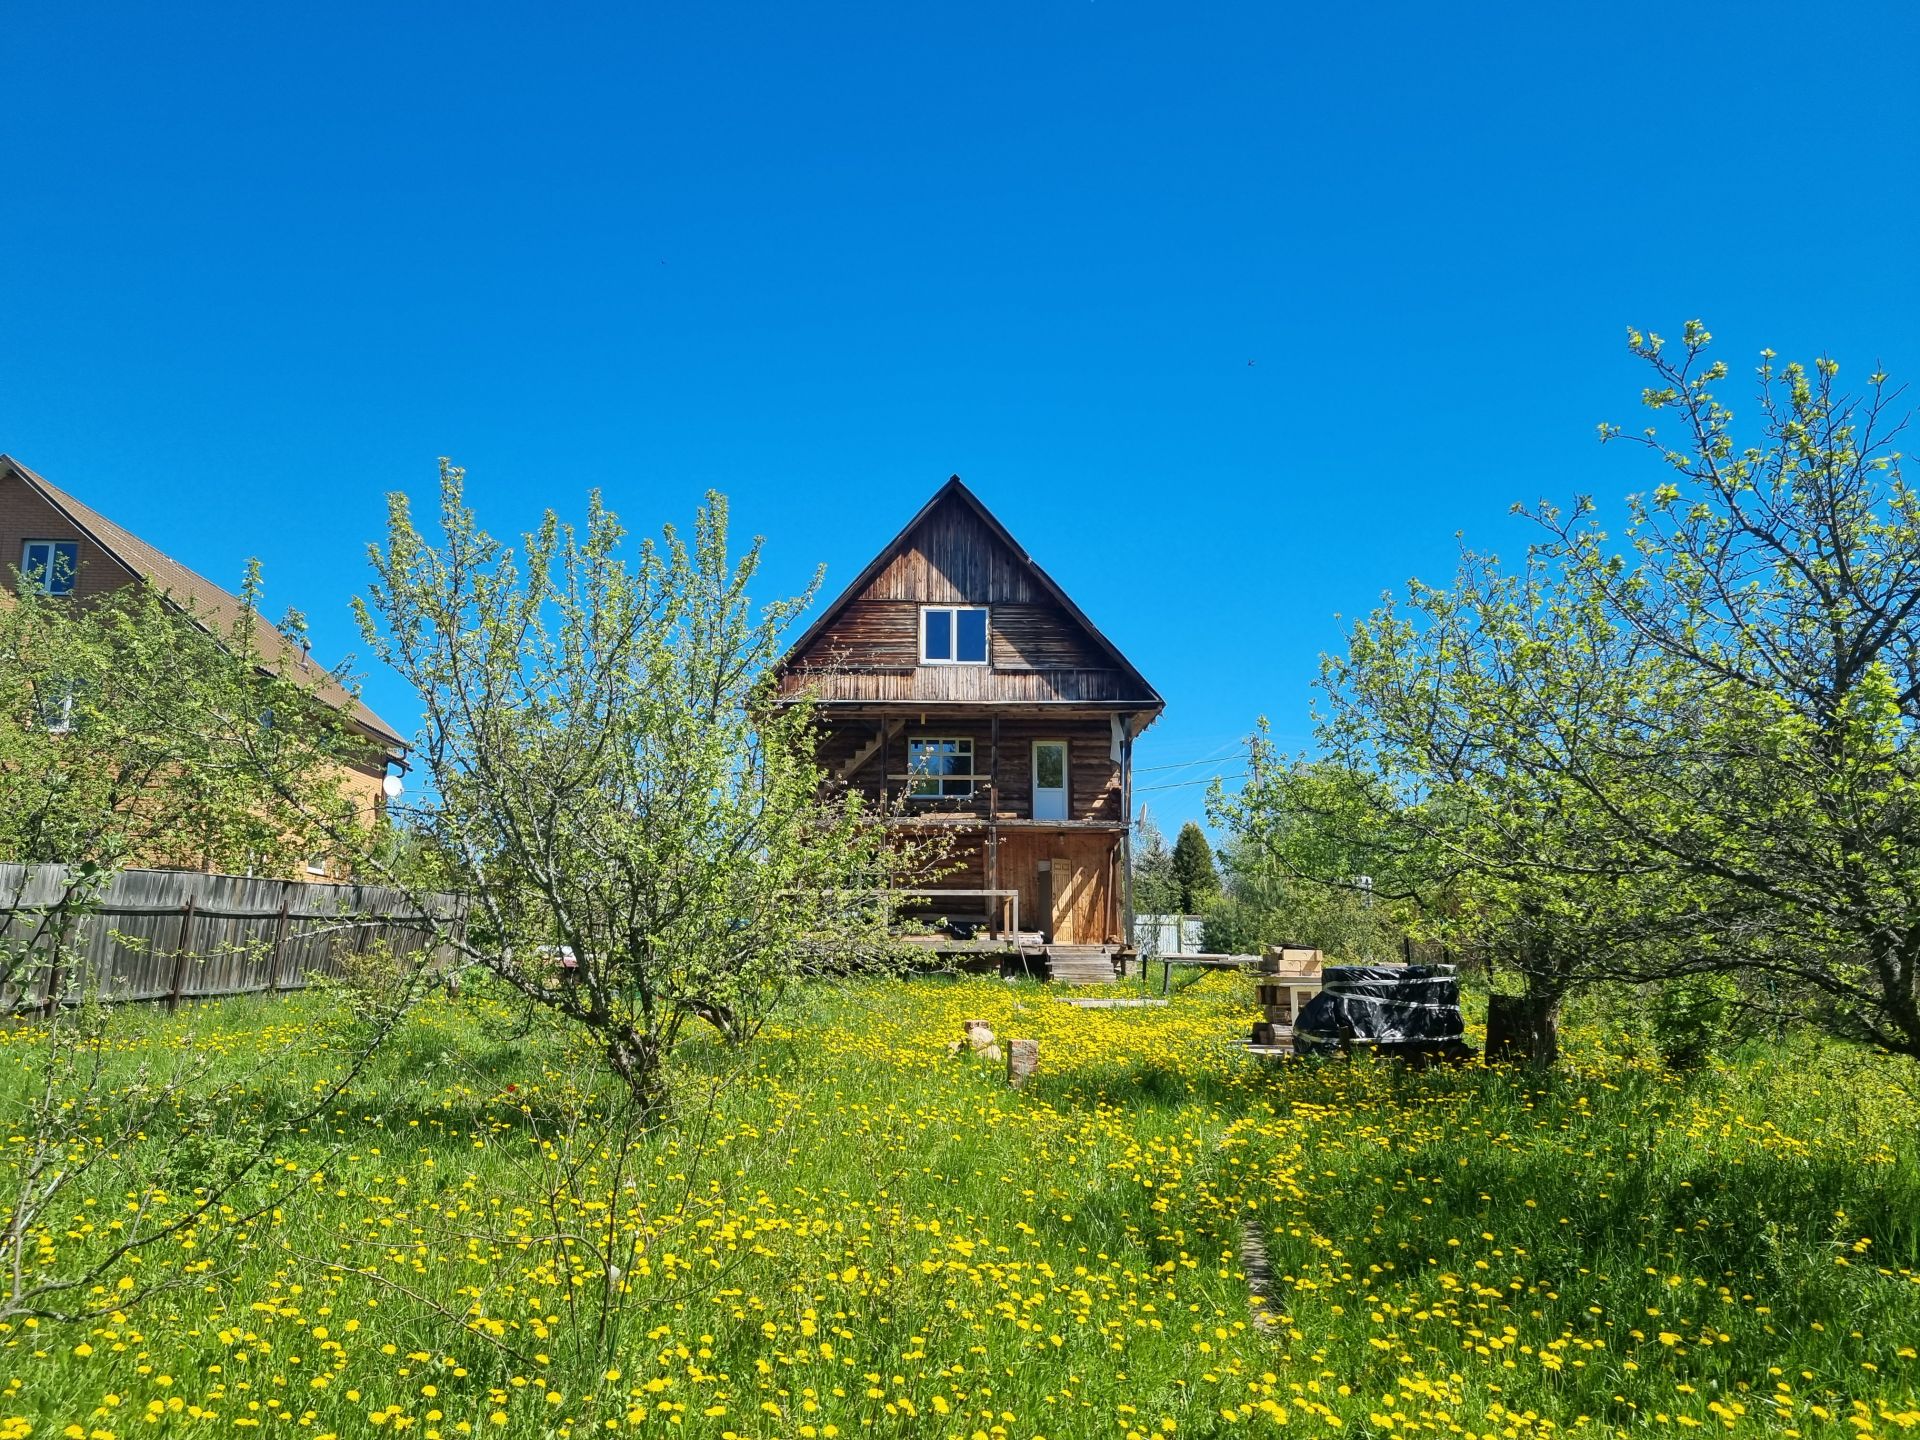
[1032,740,1068,821]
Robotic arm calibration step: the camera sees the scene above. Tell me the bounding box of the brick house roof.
[1,455,407,758]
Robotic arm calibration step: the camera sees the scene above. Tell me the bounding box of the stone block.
[1006,1037,1039,1088]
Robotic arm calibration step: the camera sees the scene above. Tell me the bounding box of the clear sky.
[5,2,1916,833]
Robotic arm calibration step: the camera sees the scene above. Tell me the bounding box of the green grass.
[2,975,1917,1438]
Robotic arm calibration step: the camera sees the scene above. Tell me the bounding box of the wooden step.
[1044,945,1121,984]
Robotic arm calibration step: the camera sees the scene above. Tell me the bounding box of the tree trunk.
[689,1000,743,1044]
[603,1025,669,1114]
[1487,987,1561,1068]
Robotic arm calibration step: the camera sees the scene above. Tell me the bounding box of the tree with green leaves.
[355,462,912,1110]
[0,572,395,1324]
[1522,323,1920,1064]
[1169,821,1218,913]
[1324,545,1709,1060]
[1222,323,1920,1071]
[1215,537,1705,1065]
[1203,765,1416,961]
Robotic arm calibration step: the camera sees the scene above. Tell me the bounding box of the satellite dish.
[382,774,404,800]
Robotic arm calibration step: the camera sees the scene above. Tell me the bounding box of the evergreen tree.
[1169,821,1218,913]
[1130,806,1179,916]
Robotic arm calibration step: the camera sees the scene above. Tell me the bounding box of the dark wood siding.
[782,481,1152,948]
[786,666,1137,704]
[990,718,1123,823]
[788,599,920,670]
[812,715,1121,824]
[990,603,1108,671]
[777,490,1151,707]
[863,503,1040,605]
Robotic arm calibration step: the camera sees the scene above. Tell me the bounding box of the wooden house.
[774,477,1162,971]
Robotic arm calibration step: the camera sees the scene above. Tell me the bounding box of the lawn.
[3,972,1918,1439]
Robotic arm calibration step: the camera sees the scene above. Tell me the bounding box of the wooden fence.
[0,864,466,1012]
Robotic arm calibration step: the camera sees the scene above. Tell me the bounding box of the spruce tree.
[1170,821,1218,913]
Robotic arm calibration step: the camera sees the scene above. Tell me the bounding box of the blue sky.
[5,2,1916,833]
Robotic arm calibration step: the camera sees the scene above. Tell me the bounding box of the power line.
[1134,741,1249,773]
[1134,771,1249,794]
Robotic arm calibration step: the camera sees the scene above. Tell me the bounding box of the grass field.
[3,972,1918,1439]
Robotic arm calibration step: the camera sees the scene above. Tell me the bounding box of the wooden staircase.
[837,719,902,780]
[1044,945,1122,985]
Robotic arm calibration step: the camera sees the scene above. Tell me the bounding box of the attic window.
[921,606,988,665]
[20,540,79,597]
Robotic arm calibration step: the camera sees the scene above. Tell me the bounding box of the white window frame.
[20,539,79,597]
[37,679,79,735]
[1032,738,1069,821]
[906,735,979,799]
[919,605,990,666]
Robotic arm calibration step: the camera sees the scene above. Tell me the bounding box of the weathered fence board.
[0,864,465,1011]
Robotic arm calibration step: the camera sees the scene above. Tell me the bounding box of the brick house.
[0,454,408,876]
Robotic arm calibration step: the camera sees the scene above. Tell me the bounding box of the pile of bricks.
[1250,944,1323,1046]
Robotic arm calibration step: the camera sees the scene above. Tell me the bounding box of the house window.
[19,540,79,596]
[920,606,988,665]
[36,679,80,734]
[908,737,977,798]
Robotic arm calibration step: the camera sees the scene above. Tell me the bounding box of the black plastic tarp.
[1293,965,1466,1056]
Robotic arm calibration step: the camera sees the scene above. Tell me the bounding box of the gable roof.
[778,475,1163,711]
[1,455,407,757]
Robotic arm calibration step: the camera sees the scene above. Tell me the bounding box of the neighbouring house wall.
[67,749,389,883]
[0,471,137,602]
[302,754,391,882]
[2,468,398,883]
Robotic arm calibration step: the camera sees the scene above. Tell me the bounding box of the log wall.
[817,714,1123,824]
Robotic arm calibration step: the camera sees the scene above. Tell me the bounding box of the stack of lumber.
[1250,944,1323,1046]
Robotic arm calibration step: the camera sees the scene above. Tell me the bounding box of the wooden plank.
[166,895,198,1012]
[270,894,294,991]
[0,864,463,1010]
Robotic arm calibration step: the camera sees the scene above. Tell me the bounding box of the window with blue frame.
[19,540,79,596]
[920,606,988,664]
